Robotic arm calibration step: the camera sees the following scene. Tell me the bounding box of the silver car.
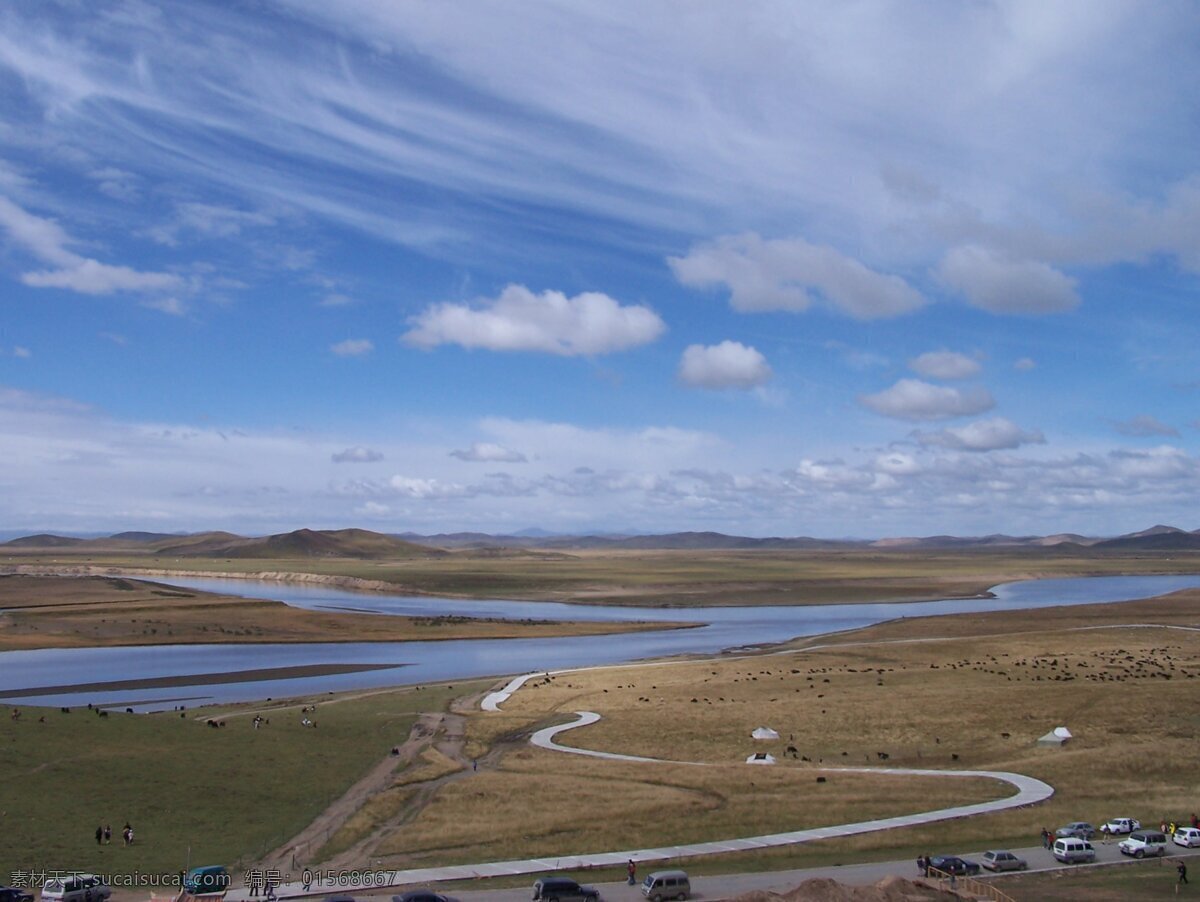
[981,850,1027,872]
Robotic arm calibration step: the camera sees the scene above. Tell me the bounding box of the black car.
[927,856,981,876]
[0,888,34,902]
[392,893,460,902]
[531,876,601,901]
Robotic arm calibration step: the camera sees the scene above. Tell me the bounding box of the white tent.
[751,726,780,741]
[1037,729,1069,747]
[746,752,776,765]
[1053,726,1072,739]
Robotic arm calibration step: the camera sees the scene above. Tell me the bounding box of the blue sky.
[1,0,1199,538]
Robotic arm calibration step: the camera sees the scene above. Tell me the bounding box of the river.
[1,573,1198,711]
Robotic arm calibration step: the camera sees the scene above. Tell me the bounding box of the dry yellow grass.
[373,749,1000,865]
[371,590,1200,871]
[0,574,681,650]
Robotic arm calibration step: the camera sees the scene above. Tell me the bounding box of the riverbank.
[0,574,689,652]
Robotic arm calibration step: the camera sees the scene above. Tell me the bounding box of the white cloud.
[937,245,1079,314]
[1014,357,1037,371]
[12,346,32,358]
[331,338,374,357]
[1113,415,1179,437]
[909,350,980,380]
[0,195,183,296]
[678,341,772,390]
[450,442,527,463]
[320,293,355,307]
[332,446,384,463]
[915,417,1046,452]
[148,202,277,247]
[89,167,140,202]
[403,284,665,356]
[141,297,187,316]
[860,378,994,421]
[670,233,925,320]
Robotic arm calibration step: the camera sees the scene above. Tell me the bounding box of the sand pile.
[722,875,963,902]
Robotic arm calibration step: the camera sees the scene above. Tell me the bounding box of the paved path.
[229,676,1055,901]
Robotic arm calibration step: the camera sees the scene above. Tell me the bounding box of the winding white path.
[529,711,1053,862]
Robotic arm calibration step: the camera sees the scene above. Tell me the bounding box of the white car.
[1175,827,1200,848]
[40,876,110,902]
[1103,817,1141,834]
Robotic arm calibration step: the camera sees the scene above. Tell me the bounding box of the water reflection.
[2,573,1198,711]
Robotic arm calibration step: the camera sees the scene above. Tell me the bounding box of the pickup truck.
[1102,818,1141,835]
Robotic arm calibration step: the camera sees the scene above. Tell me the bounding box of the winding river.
[2,573,1198,711]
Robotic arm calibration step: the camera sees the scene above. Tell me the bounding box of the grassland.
[6,544,1200,605]
[0,574,683,651]
[0,681,483,884]
[357,588,1200,876]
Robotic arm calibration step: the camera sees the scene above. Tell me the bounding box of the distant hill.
[108,531,182,542]
[2,533,86,548]
[154,528,440,559]
[1093,526,1200,551]
[5,524,1200,554]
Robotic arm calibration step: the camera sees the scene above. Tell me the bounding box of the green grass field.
[0,682,479,884]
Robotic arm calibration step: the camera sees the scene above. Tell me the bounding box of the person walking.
[95,825,103,845]
[103,824,111,844]
[1179,861,1189,886]
[627,860,637,885]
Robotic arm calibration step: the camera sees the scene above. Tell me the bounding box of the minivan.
[182,866,230,895]
[40,876,110,902]
[1052,837,1096,863]
[1119,830,1168,858]
[640,870,690,901]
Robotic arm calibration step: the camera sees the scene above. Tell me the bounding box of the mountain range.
[3,524,1200,555]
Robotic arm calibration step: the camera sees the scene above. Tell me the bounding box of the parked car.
[1055,822,1097,840]
[1102,817,1141,835]
[531,876,600,902]
[1119,830,1168,858]
[640,869,690,901]
[1,887,35,902]
[392,893,460,902]
[980,850,1027,872]
[926,856,981,876]
[1174,827,1200,848]
[1052,837,1096,864]
[183,866,229,895]
[40,876,110,902]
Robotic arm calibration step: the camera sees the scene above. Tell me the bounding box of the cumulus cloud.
[860,378,995,421]
[909,350,980,380]
[332,446,384,463]
[915,417,1046,452]
[1113,414,1179,437]
[450,442,527,463]
[403,284,665,356]
[331,338,374,357]
[669,233,925,320]
[937,245,1079,314]
[678,341,772,390]
[0,195,183,296]
[1014,357,1037,371]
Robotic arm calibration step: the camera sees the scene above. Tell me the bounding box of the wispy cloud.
[331,338,374,357]
[0,196,183,296]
